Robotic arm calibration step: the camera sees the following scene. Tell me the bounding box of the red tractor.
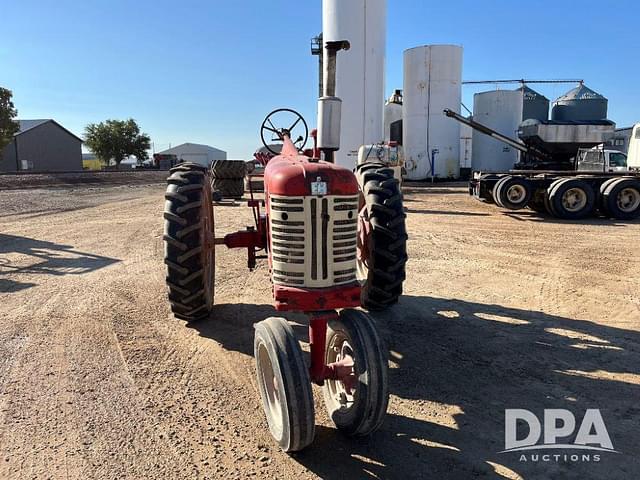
[163,41,407,451]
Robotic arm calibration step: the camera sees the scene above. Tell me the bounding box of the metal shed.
[156,143,227,167]
[0,119,83,172]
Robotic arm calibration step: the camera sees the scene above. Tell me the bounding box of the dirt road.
[1,182,639,479]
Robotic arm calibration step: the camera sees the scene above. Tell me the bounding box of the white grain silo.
[403,45,462,180]
[322,0,386,169]
[471,90,524,172]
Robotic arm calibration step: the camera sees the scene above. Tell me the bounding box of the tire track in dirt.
[2,184,640,479]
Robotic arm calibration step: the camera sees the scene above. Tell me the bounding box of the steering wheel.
[260,108,309,155]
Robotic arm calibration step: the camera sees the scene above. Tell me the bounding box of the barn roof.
[157,143,226,155]
[15,119,83,142]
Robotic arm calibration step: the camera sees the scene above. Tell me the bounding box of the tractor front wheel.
[322,309,389,436]
[356,163,408,311]
[163,163,215,321]
[254,317,316,452]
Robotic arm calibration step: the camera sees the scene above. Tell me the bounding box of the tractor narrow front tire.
[254,317,315,452]
[322,309,389,436]
[356,163,408,311]
[163,163,215,321]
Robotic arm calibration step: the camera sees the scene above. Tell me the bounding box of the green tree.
[0,88,20,151]
[84,119,151,168]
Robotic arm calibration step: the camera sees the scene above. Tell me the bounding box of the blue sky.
[2,0,638,159]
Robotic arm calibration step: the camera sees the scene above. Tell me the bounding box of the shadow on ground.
[0,233,119,292]
[296,296,639,479]
[406,208,491,217]
[402,186,467,196]
[187,296,640,479]
[502,210,635,227]
[188,304,308,356]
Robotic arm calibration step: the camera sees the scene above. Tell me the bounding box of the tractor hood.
[264,156,359,197]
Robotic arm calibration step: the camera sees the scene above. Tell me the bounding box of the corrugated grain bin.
[518,85,549,121]
[551,84,608,122]
[403,45,462,180]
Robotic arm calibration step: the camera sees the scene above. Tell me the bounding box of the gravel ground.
[0,171,168,190]
[0,181,638,479]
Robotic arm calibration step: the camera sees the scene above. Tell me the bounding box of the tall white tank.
[322,0,386,169]
[403,45,462,180]
[471,90,524,172]
[459,123,473,171]
[384,89,403,142]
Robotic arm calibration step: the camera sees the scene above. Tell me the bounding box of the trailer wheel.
[254,317,315,452]
[548,178,596,220]
[163,163,215,321]
[599,177,626,217]
[356,162,408,311]
[322,309,389,436]
[492,176,510,208]
[494,176,532,210]
[603,178,640,220]
[476,174,500,203]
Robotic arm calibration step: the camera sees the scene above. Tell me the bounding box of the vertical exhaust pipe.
[317,40,350,163]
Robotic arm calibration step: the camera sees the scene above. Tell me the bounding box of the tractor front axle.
[308,311,354,387]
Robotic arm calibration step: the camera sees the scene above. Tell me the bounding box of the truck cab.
[576,148,628,173]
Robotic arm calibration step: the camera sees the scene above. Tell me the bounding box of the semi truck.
[444,110,640,220]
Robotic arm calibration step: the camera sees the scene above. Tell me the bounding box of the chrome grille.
[270,194,359,287]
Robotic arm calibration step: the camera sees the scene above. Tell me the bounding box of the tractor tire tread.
[211,160,247,179]
[355,162,407,311]
[164,163,214,321]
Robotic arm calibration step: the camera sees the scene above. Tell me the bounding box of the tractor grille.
[270,195,359,288]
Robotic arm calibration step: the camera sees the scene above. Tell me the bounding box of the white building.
[157,143,227,167]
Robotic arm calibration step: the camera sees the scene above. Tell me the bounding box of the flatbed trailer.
[442,109,640,220]
[470,170,640,220]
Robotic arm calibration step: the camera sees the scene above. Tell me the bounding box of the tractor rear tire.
[163,163,215,321]
[254,317,316,452]
[355,162,408,311]
[322,309,389,436]
[211,177,244,199]
[211,159,247,179]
